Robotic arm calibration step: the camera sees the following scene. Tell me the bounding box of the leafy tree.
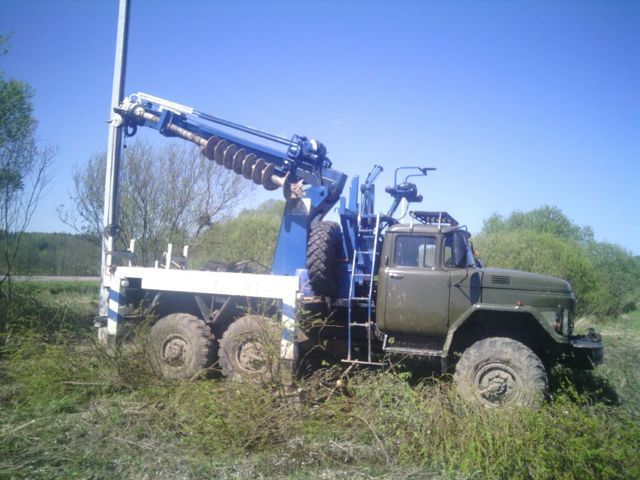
[474,230,600,315]
[191,199,284,270]
[61,140,251,266]
[482,206,594,244]
[1,35,55,287]
[584,241,640,314]
[475,206,640,316]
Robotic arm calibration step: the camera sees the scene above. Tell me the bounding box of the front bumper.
[560,328,604,369]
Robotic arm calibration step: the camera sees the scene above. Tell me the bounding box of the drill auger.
[113,92,347,276]
[115,93,340,201]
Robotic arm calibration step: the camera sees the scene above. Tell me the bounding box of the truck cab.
[377,221,476,350]
[374,211,603,407]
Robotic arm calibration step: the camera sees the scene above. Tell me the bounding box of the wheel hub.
[237,339,267,373]
[163,335,189,367]
[475,363,520,406]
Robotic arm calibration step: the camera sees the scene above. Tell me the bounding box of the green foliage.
[0,37,55,289]
[0,281,97,344]
[63,140,249,267]
[475,230,600,314]
[475,206,640,316]
[483,205,594,244]
[6,359,637,479]
[0,232,100,276]
[341,370,640,479]
[0,74,36,158]
[585,242,640,314]
[191,199,284,269]
[1,286,639,479]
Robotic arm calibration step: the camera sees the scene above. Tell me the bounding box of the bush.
[474,230,600,314]
[0,281,97,345]
[191,199,284,269]
[474,207,640,316]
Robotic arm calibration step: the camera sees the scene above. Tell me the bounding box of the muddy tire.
[454,337,548,408]
[149,313,214,380]
[218,315,281,384]
[306,221,343,297]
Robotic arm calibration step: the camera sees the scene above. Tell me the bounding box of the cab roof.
[387,211,461,235]
[388,223,457,235]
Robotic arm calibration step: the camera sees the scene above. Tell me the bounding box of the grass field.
[1,282,639,479]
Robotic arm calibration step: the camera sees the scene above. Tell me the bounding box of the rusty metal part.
[213,140,229,165]
[132,107,208,147]
[223,144,238,169]
[232,149,246,174]
[261,163,279,190]
[252,158,267,185]
[242,153,256,179]
[203,135,221,160]
[127,107,306,198]
[282,175,304,199]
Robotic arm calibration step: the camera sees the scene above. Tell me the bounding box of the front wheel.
[454,337,548,408]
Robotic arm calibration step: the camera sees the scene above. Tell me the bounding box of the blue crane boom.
[114,92,347,275]
[112,92,431,287]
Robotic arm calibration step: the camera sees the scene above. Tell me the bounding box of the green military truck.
[301,211,603,408]
[103,93,602,409]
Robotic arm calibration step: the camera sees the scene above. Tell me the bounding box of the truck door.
[380,234,450,344]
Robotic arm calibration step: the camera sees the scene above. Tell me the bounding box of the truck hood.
[481,268,572,293]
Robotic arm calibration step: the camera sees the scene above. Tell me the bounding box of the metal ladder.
[344,213,384,365]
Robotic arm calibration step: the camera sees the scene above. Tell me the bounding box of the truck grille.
[491,275,511,285]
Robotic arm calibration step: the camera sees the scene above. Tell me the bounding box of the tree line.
[0,231,99,276]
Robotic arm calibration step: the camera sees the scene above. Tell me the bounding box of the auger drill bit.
[127,107,302,199]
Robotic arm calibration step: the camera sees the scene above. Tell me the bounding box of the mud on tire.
[218,315,281,384]
[306,221,343,297]
[149,313,215,380]
[454,337,548,408]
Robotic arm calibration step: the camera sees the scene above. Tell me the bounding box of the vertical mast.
[100,0,130,318]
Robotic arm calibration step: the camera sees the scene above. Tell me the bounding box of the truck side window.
[395,236,437,268]
[444,236,453,267]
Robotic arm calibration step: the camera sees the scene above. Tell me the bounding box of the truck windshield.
[444,231,476,268]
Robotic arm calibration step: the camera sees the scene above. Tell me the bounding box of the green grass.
[10,279,100,304]
[1,287,639,479]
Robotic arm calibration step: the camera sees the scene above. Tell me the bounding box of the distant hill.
[1,232,100,276]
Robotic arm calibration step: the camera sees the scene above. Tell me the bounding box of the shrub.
[474,230,600,314]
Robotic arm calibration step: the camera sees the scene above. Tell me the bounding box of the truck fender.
[442,303,566,358]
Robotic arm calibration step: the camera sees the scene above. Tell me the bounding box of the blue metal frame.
[118,94,348,276]
[117,94,431,306]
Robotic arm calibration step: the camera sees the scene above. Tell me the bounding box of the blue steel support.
[116,93,349,278]
[272,182,345,275]
[271,198,313,275]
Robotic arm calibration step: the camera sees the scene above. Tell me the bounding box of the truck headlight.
[555,306,573,336]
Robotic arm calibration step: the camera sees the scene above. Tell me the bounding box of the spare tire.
[306,221,343,297]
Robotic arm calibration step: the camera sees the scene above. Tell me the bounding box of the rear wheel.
[218,315,281,384]
[454,337,548,408]
[149,313,214,379]
[306,221,343,297]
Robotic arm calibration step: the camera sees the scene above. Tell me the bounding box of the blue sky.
[1,0,639,253]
